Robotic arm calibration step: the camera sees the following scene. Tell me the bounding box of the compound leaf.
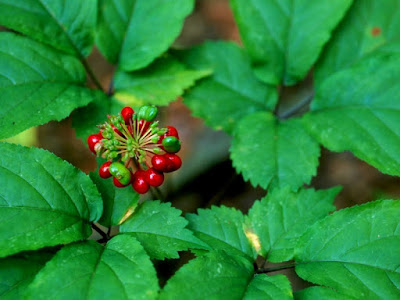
[248,187,339,262]
[26,235,159,299]
[243,274,293,300]
[176,41,277,134]
[231,112,320,190]
[230,0,352,85]
[295,200,400,299]
[0,32,96,139]
[0,0,96,57]
[120,201,209,260]
[0,142,102,258]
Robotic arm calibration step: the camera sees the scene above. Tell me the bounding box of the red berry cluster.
[87,105,182,194]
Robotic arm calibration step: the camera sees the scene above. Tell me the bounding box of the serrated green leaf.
[160,251,254,300]
[0,0,96,57]
[0,251,53,299]
[96,0,193,70]
[294,286,355,300]
[0,142,102,257]
[230,0,352,85]
[0,32,96,139]
[230,112,320,190]
[114,56,211,106]
[120,201,209,260]
[243,274,293,300]
[304,54,400,177]
[248,187,339,262]
[176,41,277,134]
[186,206,257,261]
[315,0,400,84]
[295,200,400,299]
[26,235,159,299]
[90,158,139,227]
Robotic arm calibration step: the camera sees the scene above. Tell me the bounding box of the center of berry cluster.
[87,105,182,194]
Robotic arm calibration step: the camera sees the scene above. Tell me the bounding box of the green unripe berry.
[109,162,131,185]
[138,105,158,121]
[162,136,181,153]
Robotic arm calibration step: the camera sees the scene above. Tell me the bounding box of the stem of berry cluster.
[256,262,296,274]
[81,59,104,92]
[91,223,110,242]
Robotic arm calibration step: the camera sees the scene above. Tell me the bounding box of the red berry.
[121,107,134,124]
[152,155,173,172]
[138,119,150,133]
[132,174,149,194]
[144,168,164,187]
[113,176,130,188]
[165,154,182,171]
[158,126,179,144]
[111,125,123,137]
[87,133,102,154]
[99,161,112,178]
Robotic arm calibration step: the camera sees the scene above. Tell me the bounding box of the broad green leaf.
[304,54,400,177]
[160,251,254,300]
[0,142,102,257]
[26,235,159,299]
[0,32,96,139]
[231,112,320,190]
[176,41,277,134]
[295,286,355,300]
[0,251,53,299]
[96,0,194,70]
[120,201,209,260]
[243,274,293,300]
[248,187,339,262]
[295,200,400,299]
[315,0,400,84]
[186,205,257,261]
[90,158,139,227]
[114,56,211,106]
[230,0,352,85]
[0,0,96,57]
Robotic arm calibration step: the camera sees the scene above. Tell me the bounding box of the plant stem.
[81,59,104,92]
[278,91,314,119]
[151,186,165,202]
[91,223,109,241]
[256,263,296,274]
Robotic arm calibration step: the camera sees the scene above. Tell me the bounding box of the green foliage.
[248,187,339,261]
[96,0,194,71]
[230,112,320,190]
[295,200,400,299]
[120,201,209,260]
[0,143,102,257]
[230,0,352,85]
[243,274,293,300]
[26,235,159,300]
[295,286,354,300]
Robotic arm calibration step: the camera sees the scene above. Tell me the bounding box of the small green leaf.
[304,54,400,177]
[295,286,355,300]
[315,0,400,84]
[96,0,194,70]
[114,56,211,106]
[160,251,254,300]
[0,0,96,57]
[231,112,320,190]
[176,41,277,134]
[0,32,96,139]
[295,200,400,299]
[26,235,159,299]
[243,274,293,300]
[248,187,339,262]
[120,201,209,260]
[0,143,102,257]
[230,0,352,85]
[186,205,257,261]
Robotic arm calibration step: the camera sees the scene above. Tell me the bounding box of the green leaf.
[295,200,400,299]
[0,32,96,139]
[248,187,339,262]
[90,158,139,227]
[176,41,277,134]
[114,56,211,106]
[0,251,53,299]
[230,0,352,85]
[230,112,320,190]
[96,0,194,70]
[26,235,159,299]
[304,54,400,177]
[160,251,254,300]
[243,274,293,300]
[315,0,400,84]
[0,0,96,57]
[186,205,257,261]
[120,201,209,260]
[295,286,355,300]
[0,142,102,258]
